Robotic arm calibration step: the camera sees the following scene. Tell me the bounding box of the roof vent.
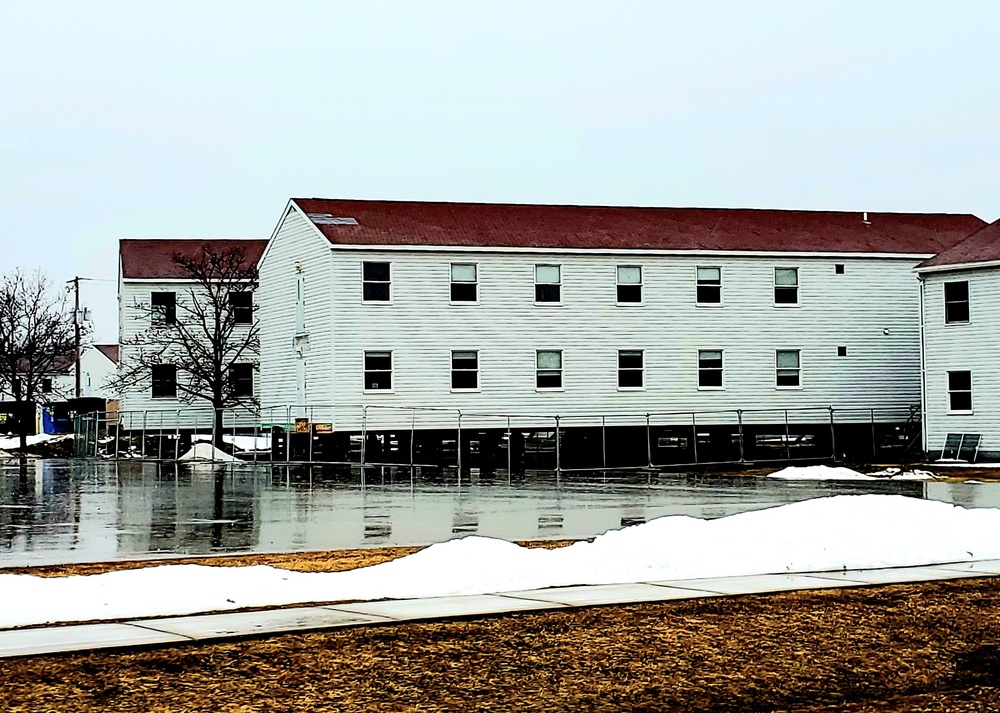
[862,211,871,225]
[307,213,358,226]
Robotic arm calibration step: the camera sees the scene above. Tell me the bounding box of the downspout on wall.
[917,273,928,455]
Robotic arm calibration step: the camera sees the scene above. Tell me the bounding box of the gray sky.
[2,1,998,342]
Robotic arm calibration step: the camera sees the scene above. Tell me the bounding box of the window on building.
[698,350,724,388]
[696,267,722,304]
[535,265,561,303]
[617,350,644,388]
[41,377,53,393]
[835,264,845,275]
[774,268,799,305]
[450,263,478,302]
[151,291,176,326]
[775,350,801,388]
[944,281,970,324]
[451,350,479,390]
[228,363,254,397]
[616,266,642,304]
[229,291,253,325]
[536,350,563,389]
[362,262,391,302]
[151,364,177,398]
[948,370,973,412]
[363,351,392,390]
[838,346,848,357]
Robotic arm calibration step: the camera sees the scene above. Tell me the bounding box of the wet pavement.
[1,460,997,567]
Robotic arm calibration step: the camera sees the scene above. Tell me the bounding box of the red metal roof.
[94,344,119,365]
[918,218,1000,270]
[120,239,268,279]
[292,199,985,255]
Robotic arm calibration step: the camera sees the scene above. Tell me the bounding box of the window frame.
[534,264,562,305]
[228,290,254,326]
[773,267,800,307]
[535,349,564,391]
[617,349,645,390]
[450,350,480,392]
[150,364,178,399]
[947,370,973,414]
[228,362,255,398]
[943,280,970,325]
[449,263,479,304]
[363,350,394,393]
[775,349,802,390]
[615,265,643,306]
[695,266,723,306]
[150,291,177,327]
[361,261,392,304]
[697,349,725,390]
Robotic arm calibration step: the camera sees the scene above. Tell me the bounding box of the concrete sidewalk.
[3,559,999,659]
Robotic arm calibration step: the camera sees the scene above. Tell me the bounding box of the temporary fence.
[72,402,922,472]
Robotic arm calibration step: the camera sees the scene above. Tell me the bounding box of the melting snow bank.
[767,465,937,481]
[2,494,999,629]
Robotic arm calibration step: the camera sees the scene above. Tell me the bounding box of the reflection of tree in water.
[146,463,258,556]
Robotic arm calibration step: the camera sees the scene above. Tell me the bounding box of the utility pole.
[71,276,81,399]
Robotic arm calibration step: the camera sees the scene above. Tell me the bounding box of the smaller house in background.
[917,218,1000,462]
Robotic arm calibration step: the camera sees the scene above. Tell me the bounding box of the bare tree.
[109,246,259,448]
[0,271,78,451]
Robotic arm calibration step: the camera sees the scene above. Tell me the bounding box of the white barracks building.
[257,198,984,466]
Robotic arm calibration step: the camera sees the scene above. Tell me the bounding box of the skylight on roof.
[307,213,358,226]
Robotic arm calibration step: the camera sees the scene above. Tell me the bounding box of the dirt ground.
[2,558,1000,711]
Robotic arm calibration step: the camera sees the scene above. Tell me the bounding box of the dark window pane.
[452,371,478,390]
[835,264,845,274]
[776,371,800,387]
[536,284,561,302]
[364,353,391,371]
[617,285,642,303]
[949,371,971,391]
[618,351,643,369]
[775,286,798,304]
[364,372,392,390]
[362,262,390,281]
[536,372,562,389]
[838,346,848,357]
[452,352,478,368]
[950,392,972,411]
[41,378,52,393]
[698,352,723,369]
[363,283,390,302]
[699,370,723,388]
[697,285,721,304]
[451,283,477,302]
[151,292,176,325]
[229,363,254,397]
[229,292,253,325]
[946,302,969,323]
[151,364,177,398]
[944,281,969,302]
[618,370,643,388]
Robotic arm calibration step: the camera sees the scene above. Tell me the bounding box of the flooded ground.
[1,459,997,567]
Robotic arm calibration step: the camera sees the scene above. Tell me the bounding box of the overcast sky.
[2,1,998,342]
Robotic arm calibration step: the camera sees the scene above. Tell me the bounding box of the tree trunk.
[214,405,225,451]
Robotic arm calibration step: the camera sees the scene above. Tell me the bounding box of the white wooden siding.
[257,208,336,425]
[272,249,927,431]
[921,267,1000,458]
[117,278,258,427]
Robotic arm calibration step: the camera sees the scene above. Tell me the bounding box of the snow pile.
[1,494,999,629]
[192,434,271,451]
[767,465,936,481]
[0,433,71,450]
[177,443,239,462]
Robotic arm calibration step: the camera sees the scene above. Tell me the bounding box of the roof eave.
[915,259,1000,274]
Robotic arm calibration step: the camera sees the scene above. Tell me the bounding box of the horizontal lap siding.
[258,209,336,422]
[118,279,258,426]
[327,250,923,431]
[922,268,1000,457]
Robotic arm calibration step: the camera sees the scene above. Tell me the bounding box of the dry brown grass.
[2,576,1000,712]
